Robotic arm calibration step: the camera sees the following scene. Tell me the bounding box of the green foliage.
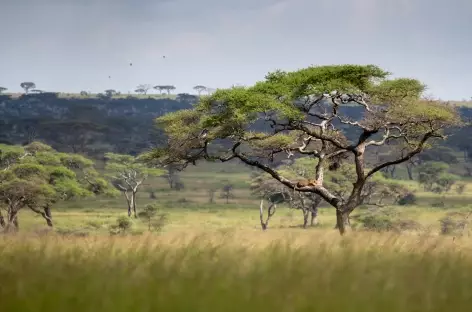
[109,216,133,235]
[397,193,417,206]
[352,208,421,232]
[0,142,112,230]
[105,152,164,191]
[417,161,460,193]
[138,204,168,231]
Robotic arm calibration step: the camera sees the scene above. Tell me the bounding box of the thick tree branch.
[28,205,53,227]
[365,132,440,179]
[228,143,341,208]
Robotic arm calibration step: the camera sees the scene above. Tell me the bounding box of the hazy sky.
[1,0,471,99]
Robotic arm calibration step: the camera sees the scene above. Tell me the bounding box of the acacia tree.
[20,82,36,94]
[193,85,207,95]
[147,64,460,235]
[105,153,164,218]
[0,87,7,94]
[0,142,113,231]
[135,84,153,95]
[104,89,118,97]
[417,162,460,205]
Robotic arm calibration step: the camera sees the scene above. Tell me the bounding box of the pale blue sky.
[0,0,471,99]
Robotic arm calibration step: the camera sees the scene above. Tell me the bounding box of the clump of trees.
[0,142,115,232]
[147,64,460,235]
[154,85,176,95]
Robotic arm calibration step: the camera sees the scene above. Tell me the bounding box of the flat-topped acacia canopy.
[146,64,461,235]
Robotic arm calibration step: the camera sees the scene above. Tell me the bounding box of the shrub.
[439,212,471,236]
[109,216,133,235]
[352,207,420,232]
[397,193,417,206]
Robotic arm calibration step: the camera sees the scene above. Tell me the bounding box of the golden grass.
[1,230,472,311]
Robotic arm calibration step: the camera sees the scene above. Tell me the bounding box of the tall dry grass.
[0,230,471,311]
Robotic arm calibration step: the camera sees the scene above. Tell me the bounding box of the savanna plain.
[2,161,472,312]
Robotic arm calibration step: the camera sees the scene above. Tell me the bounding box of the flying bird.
[129,62,132,66]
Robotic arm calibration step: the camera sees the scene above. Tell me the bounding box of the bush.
[439,212,470,236]
[397,193,417,206]
[138,204,168,232]
[352,207,420,232]
[109,216,133,235]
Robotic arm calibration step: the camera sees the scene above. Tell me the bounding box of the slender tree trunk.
[0,210,5,228]
[311,208,319,226]
[406,164,414,180]
[43,204,53,227]
[124,191,132,217]
[132,191,138,218]
[259,200,276,231]
[302,209,309,229]
[310,197,321,226]
[335,209,351,235]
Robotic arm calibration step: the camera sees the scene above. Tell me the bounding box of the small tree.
[105,153,164,218]
[80,91,89,96]
[20,82,36,94]
[417,161,458,192]
[162,164,180,189]
[135,84,152,95]
[0,87,7,94]
[109,216,133,235]
[104,89,118,97]
[137,204,168,232]
[220,182,235,204]
[154,85,165,94]
[193,85,207,95]
[158,85,176,95]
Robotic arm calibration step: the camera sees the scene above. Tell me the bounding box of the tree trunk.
[0,211,5,228]
[259,200,276,231]
[302,209,309,229]
[310,197,321,226]
[124,191,132,217]
[5,210,19,232]
[311,208,319,226]
[132,191,137,218]
[335,209,351,235]
[406,164,414,180]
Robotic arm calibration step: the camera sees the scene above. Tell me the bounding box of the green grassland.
[3,161,472,311]
[16,160,472,235]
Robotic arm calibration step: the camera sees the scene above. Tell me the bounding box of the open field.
[3,162,472,311]
[1,231,472,311]
[15,160,472,235]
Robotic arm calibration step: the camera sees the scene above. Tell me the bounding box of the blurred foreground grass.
[1,231,471,312]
